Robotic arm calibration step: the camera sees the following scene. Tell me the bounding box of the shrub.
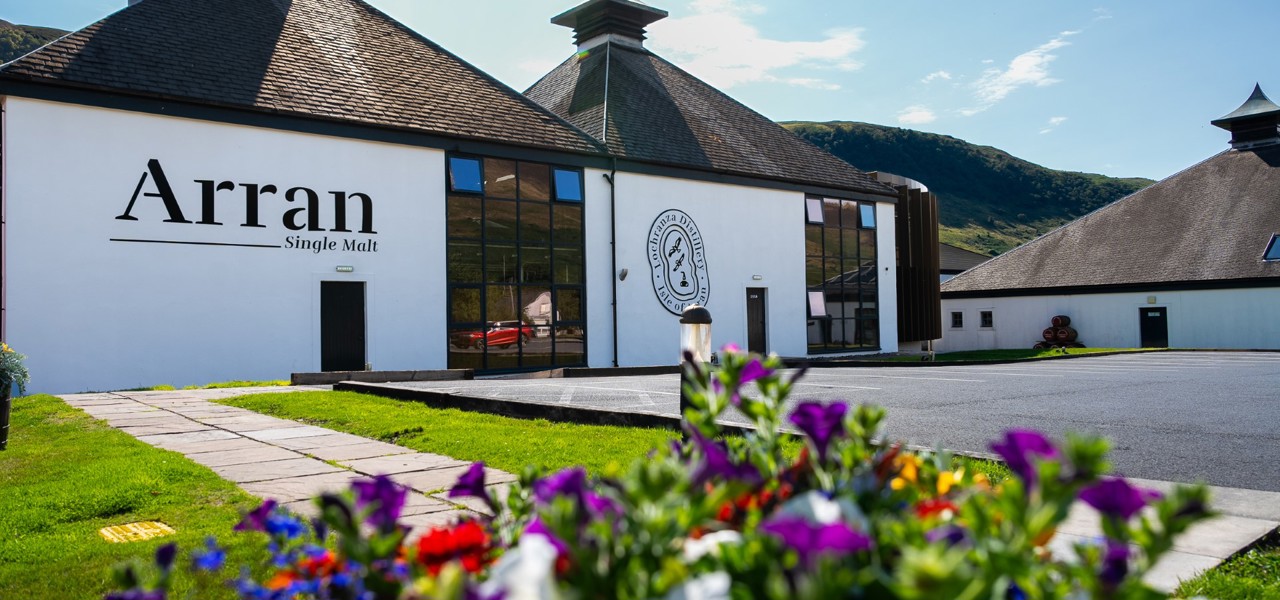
[106,347,1212,599]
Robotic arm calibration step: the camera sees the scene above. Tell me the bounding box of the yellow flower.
[937,469,961,496]
[1,343,10,353]
[890,454,921,490]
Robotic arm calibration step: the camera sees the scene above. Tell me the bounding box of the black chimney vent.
[1211,83,1280,150]
[551,0,668,47]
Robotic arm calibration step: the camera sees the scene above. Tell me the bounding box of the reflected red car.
[451,321,534,349]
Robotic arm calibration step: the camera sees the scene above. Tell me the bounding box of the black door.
[746,288,767,354]
[321,281,366,371]
[1139,307,1168,348]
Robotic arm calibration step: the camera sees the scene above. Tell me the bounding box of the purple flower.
[1099,539,1131,587]
[154,542,177,572]
[740,358,771,385]
[989,430,1058,485]
[1080,478,1162,521]
[192,536,226,572]
[761,516,872,565]
[351,475,408,531]
[234,499,278,532]
[585,491,622,518]
[789,402,848,461]
[523,517,570,556]
[534,467,588,505]
[924,524,969,547]
[690,430,761,487]
[1006,583,1027,600]
[449,462,488,500]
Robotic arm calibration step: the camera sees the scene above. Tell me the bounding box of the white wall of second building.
[875,202,900,354]
[938,287,1280,351]
[3,97,447,393]
[593,171,808,366]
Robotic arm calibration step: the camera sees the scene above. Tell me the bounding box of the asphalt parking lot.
[376,352,1280,492]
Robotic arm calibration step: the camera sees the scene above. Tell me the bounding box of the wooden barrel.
[1055,326,1078,342]
[1042,327,1057,341]
[1033,342,1050,349]
[1051,315,1071,327]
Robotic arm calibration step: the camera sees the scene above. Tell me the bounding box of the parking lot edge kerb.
[292,369,474,386]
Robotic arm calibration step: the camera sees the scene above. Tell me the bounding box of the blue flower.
[192,536,226,572]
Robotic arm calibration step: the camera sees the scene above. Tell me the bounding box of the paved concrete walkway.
[58,387,513,532]
[59,387,1279,593]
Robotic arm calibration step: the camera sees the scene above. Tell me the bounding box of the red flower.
[297,549,341,578]
[914,498,959,519]
[416,520,492,575]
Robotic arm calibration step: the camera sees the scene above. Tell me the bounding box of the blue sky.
[3,0,1276,180]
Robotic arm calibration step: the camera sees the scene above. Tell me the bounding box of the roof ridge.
[942,149,1233,290]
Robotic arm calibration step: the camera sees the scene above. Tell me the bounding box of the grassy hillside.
[0,20,67,63]
[785,121,1153,256]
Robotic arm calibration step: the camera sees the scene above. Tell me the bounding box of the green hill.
[784,121,1154,256]
[0,20,67,63]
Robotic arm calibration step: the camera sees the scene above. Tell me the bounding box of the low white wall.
[938,287,1280,351]
[4,97,446,393]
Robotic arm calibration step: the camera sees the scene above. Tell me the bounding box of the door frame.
[744,286,768,354]
[314,275,375,371]
[1138,306,1169,348]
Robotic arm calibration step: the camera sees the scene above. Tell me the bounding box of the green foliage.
[0,342,30,395]
[0,20,66,63]
[783,121,1154,255]
[0,395,270,598]
[1177,530,1280,599]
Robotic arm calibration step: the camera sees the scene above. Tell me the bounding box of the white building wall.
[875,202,900,354]
[938,287,1280,352]
[4,97,447,393]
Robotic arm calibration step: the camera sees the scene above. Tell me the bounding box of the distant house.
[940,244,990,283]
[939,84,1280,351]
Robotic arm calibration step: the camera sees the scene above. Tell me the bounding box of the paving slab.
[341,453,470,475]
[304,441,415,462]
[186,445,304,468]
[402,493,458,516]
[240,472,365,502]
[150,437,273,455]
[117,421,217,436]
[271,432,378,450]
[200,416,309,433]
[240,426,335,441]
[135,430,240,447]
[212,458,345,484]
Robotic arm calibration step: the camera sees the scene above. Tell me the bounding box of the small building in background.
[938,85,1280,351]
[940,244,991,283]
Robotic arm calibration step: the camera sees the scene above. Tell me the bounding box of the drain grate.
[98,521,176,543]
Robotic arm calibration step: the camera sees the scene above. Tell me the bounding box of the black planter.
[0,384,10,451]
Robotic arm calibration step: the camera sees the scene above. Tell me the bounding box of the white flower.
[682,530,742,562]
[478,533,560,600]
[775,490,869,531]
[665,572,732,600]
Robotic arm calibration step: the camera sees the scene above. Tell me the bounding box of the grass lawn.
[1177,530,1280,599]
[0,394,271,598]
[122,379,291,392]
[875,347,1157,362]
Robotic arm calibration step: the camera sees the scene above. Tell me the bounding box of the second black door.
[321,281,367,371]
[1139,307,1168,348]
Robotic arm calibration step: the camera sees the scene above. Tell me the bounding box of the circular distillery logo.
[647,209,710,315]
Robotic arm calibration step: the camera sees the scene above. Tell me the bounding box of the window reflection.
[804,197,879,354]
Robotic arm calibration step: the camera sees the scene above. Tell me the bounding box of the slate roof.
[940,244,990,274]
[524,42,895,196]
[942,145,1280,294]
[0,0,603,155]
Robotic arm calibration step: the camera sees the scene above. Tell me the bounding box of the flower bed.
[107,347,1212,599]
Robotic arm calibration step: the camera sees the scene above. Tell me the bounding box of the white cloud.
[1039,116,1068,134]
[647,0,865,90]
[921,70,952,84]
[962,33,1074,115]
[1093,8,1113,21]
[897,106,937,125]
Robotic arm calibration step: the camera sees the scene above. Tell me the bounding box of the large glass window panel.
[805,256,823,286]
[448,328,485,370]
[840,201,860,231]
[519,162,551,201]
[553,204,583,247]
[840,228,860,259]
[805,224,823,255]
[520,202,552,245]
[447,195,482,239]
[553,248,584,284]
[485,285,520,322]
[554,326,585,365]
[449,157,482,193]
[553,169,583,203]
[449,287,482,324]
[520,286,553,328]
[822,199,841,228]
[823,227,842,256]
[824,258,845,284]
[486,244,519,283]
[487,346,520,370]
[555,288,582,322]
[484,158,517,199]
[860,230,877,263]
[859,318,880,347]
[485,200,518,241]
[447,242,484,283]
[520,247,551,284]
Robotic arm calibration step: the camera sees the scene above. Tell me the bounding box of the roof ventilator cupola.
[551,0,668,52]
[1211,83,1280,150]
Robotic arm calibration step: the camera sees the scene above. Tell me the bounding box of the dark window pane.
[449,157,482,193]
[824,258,844,285]
[520,246,551,284]
[447,241,484,283]
[841,228,859,259]
[806,256,823,287]
[824,288,843,320]
[555,288,582,322]
[448,328,485,369]
[553,204,583,247]
[520,201,551,246]
[860,203,877,229]
[521,287,553,330]
[484,158,517,199]
[447,194,482,239]
[981,311,994,328]
[486,244,518,283]
[487,347,520,370]
[822,198,841,228]
[554,326,585,365]
[859,318,880,347]
[519,162,551,201]
[553,169,583,202]
[485,200,517,242]
[805,224,822,255]
[860,230,877,263]
[553,248,584,284]
[951,312,963,328]
[486,286,520,322]
[823,226,841,256]
[450,287,482,324]
[840,200,860,231]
